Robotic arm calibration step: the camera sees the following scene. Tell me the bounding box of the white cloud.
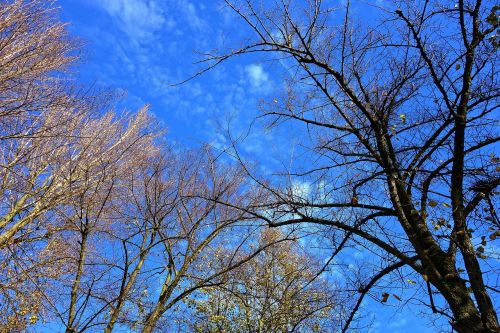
[245,63,269,88]
[97,0,167,40]
[387,315,408,330]
[180,2,204,30]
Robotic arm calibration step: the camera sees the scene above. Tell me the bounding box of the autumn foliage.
[0,0,499,332]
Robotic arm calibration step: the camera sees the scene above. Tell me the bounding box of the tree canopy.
[0,0,498,332]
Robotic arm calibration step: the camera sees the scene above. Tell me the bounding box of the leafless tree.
[0,0,83,249]
[0,105,158,332]
[34,143,275,333]
[0,2,293,332]
[0,0,81,140]
[56,108,158,333]
[202,0,500,332]
[134,148,271,333]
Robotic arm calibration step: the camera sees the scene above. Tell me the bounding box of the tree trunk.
[141,306,163,333]
[66,229,88,333]
[104,252,148,333]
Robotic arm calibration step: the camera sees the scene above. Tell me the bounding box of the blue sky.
[58,0,285,156]
[56,1,436,332]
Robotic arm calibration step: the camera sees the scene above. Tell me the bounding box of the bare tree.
[0,105,158,332]
[202,0,500,332]
[135,148,269,333]
[101,152,176,333]
[0,0,80,140]
[0,3,289,332]
[34,143,273,333]
[0,3,126,329]
[0,0,83,249]
[56,108,158,333]
[0,4,158,323]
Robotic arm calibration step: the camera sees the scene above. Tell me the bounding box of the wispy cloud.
[97,0,168,40]
[245,63,272,93]
[178,2,204,31]
[74,0,279,150]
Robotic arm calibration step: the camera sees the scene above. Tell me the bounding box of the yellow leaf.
[428,200,438,207]
[399,114,406,124]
